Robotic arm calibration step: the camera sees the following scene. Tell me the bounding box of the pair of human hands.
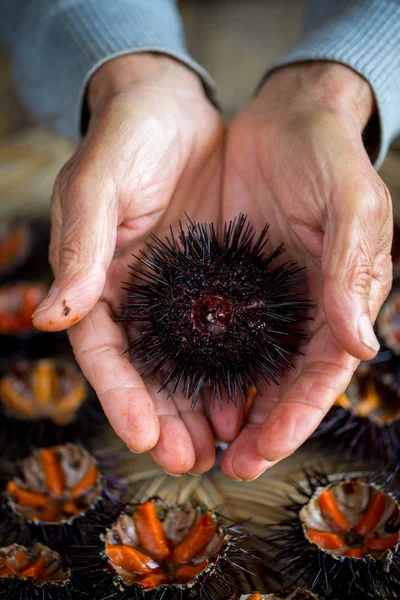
[32,53,393,480]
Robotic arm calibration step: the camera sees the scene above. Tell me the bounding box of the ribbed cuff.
[261,0,400,170]
[12,0,215,140]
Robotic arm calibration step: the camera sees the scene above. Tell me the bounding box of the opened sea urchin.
[120,215,311,405]
[3,443,123,549]
[0,542,83,600]
[75,497,255,600]
[0,359,106,456]
[268,469,400,599]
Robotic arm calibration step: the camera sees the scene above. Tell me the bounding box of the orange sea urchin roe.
[7,444,100,523]
[105,501,224,590]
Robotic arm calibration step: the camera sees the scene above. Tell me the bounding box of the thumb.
[322,177,392,361]
[32,173,118,331]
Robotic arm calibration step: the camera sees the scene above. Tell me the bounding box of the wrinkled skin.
[32,56,393,480]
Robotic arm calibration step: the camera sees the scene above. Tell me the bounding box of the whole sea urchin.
[120,215,311,405]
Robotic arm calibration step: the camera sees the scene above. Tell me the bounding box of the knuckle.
[376,257,393,301]
[349,258,372,295]
[58,244,82,271]
[382,276,393,303]
[367,193,385,223]
[367,178,392,223]
[64,173,92,206]
[54,157,78,194]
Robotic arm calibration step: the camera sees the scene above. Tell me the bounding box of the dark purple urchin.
[120,214,311,405]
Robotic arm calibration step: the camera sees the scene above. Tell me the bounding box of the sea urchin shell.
[120,215,311,405]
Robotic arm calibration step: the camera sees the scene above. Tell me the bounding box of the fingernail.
[358,315,380,353]
[31,283,59,318]
[188,472,202,477]
[127,446,140,454]
[165,472,184,478]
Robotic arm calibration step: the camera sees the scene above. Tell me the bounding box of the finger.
[147,385,216,476]
[206,395,246,443]
[69,300,160,452]
[148,390,196,476]
[179,411,216,474]
[32,165,118,331]
[322,175,392,360]
[257,323,357,463]
[221,425,274,481]
[221,387,279,480]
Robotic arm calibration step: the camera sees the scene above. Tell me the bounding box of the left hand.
[219,62,393,480]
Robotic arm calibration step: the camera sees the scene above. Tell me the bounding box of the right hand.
[32,53,227,475]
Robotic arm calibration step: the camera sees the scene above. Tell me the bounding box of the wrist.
[88,52,203,113]
[260,62,375,130]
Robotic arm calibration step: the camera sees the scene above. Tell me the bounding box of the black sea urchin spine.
[0,577,86,600]
[120,215,311,406]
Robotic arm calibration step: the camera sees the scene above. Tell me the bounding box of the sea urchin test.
[120,215,311,405]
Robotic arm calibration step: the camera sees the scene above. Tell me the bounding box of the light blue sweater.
[1,0,400,169]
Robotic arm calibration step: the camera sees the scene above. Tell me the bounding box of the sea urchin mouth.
[191,294,234,335]
[120,214,311,405]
